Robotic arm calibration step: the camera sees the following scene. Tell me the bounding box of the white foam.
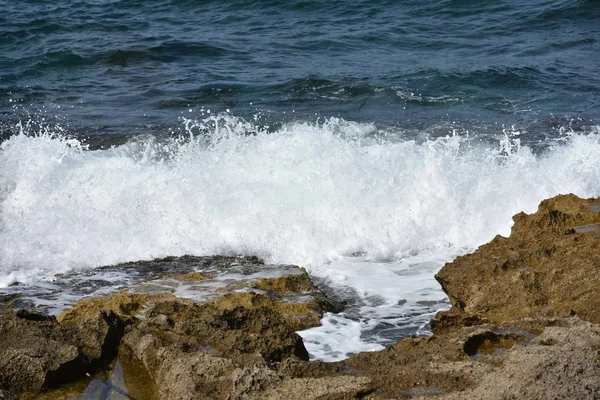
[1,116,600,357]
[299,312,386,361]
[0,271,28,288]
[3,117,599,280]
[299,255,451,360]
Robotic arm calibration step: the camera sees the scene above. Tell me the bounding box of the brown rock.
[119,327,232,399]
[429,307,486,336]
[117,300,310,399]
[124,300,309,364]
[0,309,124,394]
[57,257,338,333]
[14,257,351,399]
[57,291,181,323]
[0,310,81,393]
[436,317,600,400]
[240,375,373,400]
[59,310,126,369]
[252,272,312,294]
[119,319,373,400]
[342,331,473,398]
[210,292,326,331]
[435,194,600,323]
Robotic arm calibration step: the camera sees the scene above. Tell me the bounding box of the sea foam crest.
[0,116,599,286]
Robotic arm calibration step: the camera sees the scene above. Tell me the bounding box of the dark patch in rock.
[15,309,55,322]
[463,331,519,357]
[304,275,350,313]
[60,310,127,372]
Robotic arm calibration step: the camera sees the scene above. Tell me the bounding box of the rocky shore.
[1,194,599,399]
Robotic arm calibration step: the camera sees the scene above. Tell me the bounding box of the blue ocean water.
[2,0,599,140]
[1,0,600,360]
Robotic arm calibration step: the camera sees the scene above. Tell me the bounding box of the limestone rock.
[126,300,309,364]
[435,317,600,400]
[65,256,339,332]
[0,309,123,394]
[0,310,81,393]
[435,194,600,323]
[117,299,372,399]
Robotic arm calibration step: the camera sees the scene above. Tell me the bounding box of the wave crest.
[1,116,599,285]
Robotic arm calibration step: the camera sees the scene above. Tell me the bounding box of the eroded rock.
[0,309,124,395]
[436,317,600,400]
[35,257,348,399]
[436,194,600,323]
[127,300,309,363]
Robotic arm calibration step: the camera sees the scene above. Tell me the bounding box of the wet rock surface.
[0,309,123,395]
[1,195,600,399]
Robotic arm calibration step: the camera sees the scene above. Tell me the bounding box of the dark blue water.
[2,0,599,143]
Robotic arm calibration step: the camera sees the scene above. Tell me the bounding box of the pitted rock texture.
[0,309,123,394]
[436,194,600,323]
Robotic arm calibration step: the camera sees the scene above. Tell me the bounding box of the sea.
[1,0,599,361]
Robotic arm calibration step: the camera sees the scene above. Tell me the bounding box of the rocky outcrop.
[0,309,123,395]
[438,317,600,400]
[435,194,600,323]
[1,195,599,399]
[57,256,341,332]
[0,257,355,399]
[340,314,599,399]
[118,301,312,399]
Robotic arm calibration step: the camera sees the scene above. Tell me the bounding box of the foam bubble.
[299,255,451,360]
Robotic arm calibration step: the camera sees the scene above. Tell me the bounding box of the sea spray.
[1,116,600,285]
